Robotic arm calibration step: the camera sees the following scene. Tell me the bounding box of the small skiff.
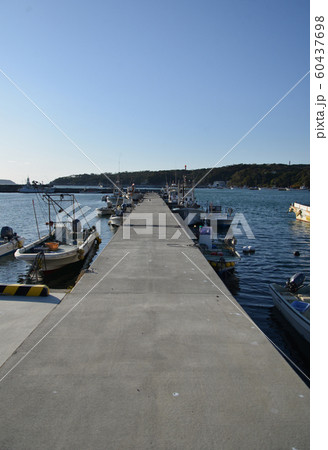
[0,227,25,257]
[269,273,310,342]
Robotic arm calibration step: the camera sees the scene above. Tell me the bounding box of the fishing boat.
[107,183,135,226]
[172,183,203,225]
[15,194,100,273]
[96,196,115,217]
[200,203,234,227]
[269,273,310,342]
[106,188,124,204]
[0,227,25,257]
[288,203,310,223]
[126,183,142,202]
[197,226,240,274]
[108,208,124,227]
[164,183,179,209]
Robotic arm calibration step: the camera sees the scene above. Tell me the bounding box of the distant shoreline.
[51,163,310,190]
[0,185,310,194]
[2,163,310,192]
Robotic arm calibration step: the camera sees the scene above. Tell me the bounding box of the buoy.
[294,251,300,256]
[243,246,255,254]
[0,284,49,297]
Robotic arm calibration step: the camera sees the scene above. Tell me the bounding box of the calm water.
[0,189,310,381]
[196,188,310,382]
[0,193,116,286]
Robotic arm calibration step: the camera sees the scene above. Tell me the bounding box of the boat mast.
[48,197,51,235]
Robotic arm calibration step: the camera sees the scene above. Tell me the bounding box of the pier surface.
[0,193,309,449]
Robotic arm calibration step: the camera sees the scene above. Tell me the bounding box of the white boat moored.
[14,194,100,274]
[288,203,310,223]
[0,227,25,257]
[197,226,240,274]
[96,196,115,217]
[269,273,310,342]
[15,228,99,273]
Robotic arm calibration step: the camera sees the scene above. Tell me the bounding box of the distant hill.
[51,163,310,189]
[0,179,16,185]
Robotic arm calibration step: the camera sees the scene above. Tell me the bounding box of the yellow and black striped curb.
[0,284,50,297]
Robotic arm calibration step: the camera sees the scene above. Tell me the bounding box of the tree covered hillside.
[52,164,309,188]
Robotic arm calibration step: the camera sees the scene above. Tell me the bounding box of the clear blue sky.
[0,0,309,184]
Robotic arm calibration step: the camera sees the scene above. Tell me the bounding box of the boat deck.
[29,244,75,254]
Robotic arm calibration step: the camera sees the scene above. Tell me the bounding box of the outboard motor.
[286,273,305,293]
[1,226,14,241]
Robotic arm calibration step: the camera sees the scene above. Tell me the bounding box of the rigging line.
[183,70,310,200]
[35,192,48,226]
[0,68,125,196]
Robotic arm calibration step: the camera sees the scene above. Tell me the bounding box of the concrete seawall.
[0,193,309,449]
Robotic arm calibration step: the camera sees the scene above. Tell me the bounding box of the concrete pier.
[0,193,309,449]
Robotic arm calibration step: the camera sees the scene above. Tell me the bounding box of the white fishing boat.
[172,183,203,225]
[107,183,136,226]
[106,189,123,204]
[108,209,124,227]
[288,203,310,223]
[108,215,123,227]
[164,183,179,209]
[96,196,115,217]
[108,203,128,227]
[197,226,240,274]
[200,203,234,227]
[126,183,142,202]
[269,273,310,342]
[0,227,25,257]
[173,205,203,225]
[15,194,100,273]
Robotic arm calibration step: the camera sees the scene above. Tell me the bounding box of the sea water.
[0,188,310,381]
